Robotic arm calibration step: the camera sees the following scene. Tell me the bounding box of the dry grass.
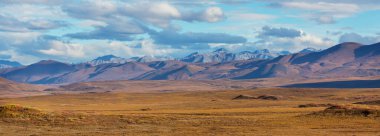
[311,104,380,117]
[0,88,380,135]
[0,104,42,118]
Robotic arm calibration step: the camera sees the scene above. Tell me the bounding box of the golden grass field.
[1,87,380,136]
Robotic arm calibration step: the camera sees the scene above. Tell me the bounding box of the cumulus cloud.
[62,1,226,41]
[0,0,63,5]
[311,15,336,24]
[0,32,58,64]
[66,19,146,41]
[0,15,30,32]
[339,33,380,45]
[38,41,85,58]
[259,26,303,38]
[149,29,247,47]
[62,1,118,20]
[198,7,225,22]
[121,2,182,28]
[0,0,378,64]
[0,15,67,32]
[0,32,180,64]
[266,0,375,24]
[0,0,230,63]
[129,4,226,24]
[0,3,68,33]
[255,26,334,51]
[63,1,225,28]
[271,2,359,13]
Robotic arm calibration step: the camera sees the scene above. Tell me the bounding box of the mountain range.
[0,48,299,68]
[83,48,291,65]
[0,60,23,69]
[181,48,286,63]
[2,43,379,84]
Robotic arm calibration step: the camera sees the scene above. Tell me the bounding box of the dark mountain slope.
[1,42,380,84]
[236,42,380,79]
[0,60,76,83]
[34,62,155,84]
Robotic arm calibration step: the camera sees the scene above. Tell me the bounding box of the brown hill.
[36,62,155,84]
[135,63,205,80]
[0,60,76,83]
[236,42,380,79]
[1,42,380,84]
[0,78,46,98]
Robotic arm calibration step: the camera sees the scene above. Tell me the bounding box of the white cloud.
[279,2,359,14]
[267,1,373,24]
[78,20,107,27]
[0,0,378,64]
[64,1,225,29]
[0,31,41,45]
[122,2,181,28]
[0,0,63,5]
[200,7,225,22]
[39,41,85,58]
[254,26,334,52]
[229,12,275,21]
[339,33,380,45]
[0,4,66,21]
[311,15,335,24]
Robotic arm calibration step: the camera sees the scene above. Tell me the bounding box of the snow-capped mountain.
[181,48,280,63]
[235,49,278,60]
[134,55,175,62]
[3,42,380,84]
[87,49,290,65]
[0,60,23,69]
[204,48,235,63]
[278,51,292,55]
[86,55,128,66]
[181,52,203,63]
[86,55,176,66]
[299,48,319,54]
[181,48,235,63]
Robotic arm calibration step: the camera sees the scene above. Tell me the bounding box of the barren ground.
[1,87,380,136]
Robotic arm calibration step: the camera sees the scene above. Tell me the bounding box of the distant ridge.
[1,42,380,84]
[181,48,282,63]
[0,60,75,83]
[0,60,23,69]
[298,47,319,54]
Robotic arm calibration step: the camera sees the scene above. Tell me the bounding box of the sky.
[0,0,380,64]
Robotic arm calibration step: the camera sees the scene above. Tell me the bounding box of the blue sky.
[0,0,379,64]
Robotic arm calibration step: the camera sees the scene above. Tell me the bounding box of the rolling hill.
[0,42,379,84]
[0,77,46,97]
[0,60,23,69]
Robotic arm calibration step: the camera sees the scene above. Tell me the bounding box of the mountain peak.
[213,48,228,53]
[0,60,23,69]
[336,42,363,48]
[238,51,252,54]
[36,60,63,64]
[87,55,127,66]
[189,52,199,55]
[136,55,174,62]
[340,42,362,45]
[279,51,291,55]
[254,49,270,54]
[326,42,363,52]
[299,47,318,54]
[94,55,120,61]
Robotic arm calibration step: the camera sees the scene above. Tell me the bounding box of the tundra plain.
[1,81,380,136]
